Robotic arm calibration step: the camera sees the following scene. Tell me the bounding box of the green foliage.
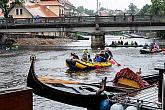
[0,0,24,18]
[128,3,139,14]
[138,4,151,15]
[77,6,84,13]
[0,0,8,18]
[150,0,163,15]
[77,6,95,16]
[156,30,165,39]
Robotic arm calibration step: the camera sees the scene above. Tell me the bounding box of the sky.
[68,0,152,11]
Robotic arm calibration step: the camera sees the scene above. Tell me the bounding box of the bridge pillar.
[91,32,105,49]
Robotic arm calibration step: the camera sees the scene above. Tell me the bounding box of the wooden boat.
[113,68,158,89]
[27,57,125,109]
[140,49,162,54]
[66,59,112,70]
[27,58,159,109]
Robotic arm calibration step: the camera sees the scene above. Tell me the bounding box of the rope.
[102,83,161,109]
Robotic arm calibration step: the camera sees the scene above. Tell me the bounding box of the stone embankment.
[16,38,73,46]
[15,38,74,50]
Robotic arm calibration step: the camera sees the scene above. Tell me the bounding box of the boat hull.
[140,49,162,54]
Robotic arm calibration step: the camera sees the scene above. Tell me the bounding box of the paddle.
[109,58,121,66]
[161,48,165,52]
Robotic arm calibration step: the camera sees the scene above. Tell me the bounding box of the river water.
[0,35,165,110]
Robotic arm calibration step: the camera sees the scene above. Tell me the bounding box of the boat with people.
[27,56,159,109]
[106,40,142,48]
[66,59,112,70]
[140,42,162,54]
[107,44,143,48]
[140,48,162,54]
[66,48,115,70]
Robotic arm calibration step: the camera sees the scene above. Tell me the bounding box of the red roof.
[39,0,60,6]
[26,4,57,17]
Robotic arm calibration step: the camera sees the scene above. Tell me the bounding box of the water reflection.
[0,35,164,110]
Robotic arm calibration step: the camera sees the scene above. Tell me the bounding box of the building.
[7,0,77,37]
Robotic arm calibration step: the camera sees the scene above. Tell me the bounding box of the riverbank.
[16,38,73,46]
[14,38,74,50]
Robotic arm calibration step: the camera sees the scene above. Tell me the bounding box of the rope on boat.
[103,83,161,109]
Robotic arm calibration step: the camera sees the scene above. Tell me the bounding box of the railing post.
[114,16,116,21]
[163,73,165,110]
[155,67,165,102]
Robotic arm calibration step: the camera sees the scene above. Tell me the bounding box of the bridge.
[1,15,165,33]
[1,15,165,48]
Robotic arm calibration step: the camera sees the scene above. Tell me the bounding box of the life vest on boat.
[113,68,149,88]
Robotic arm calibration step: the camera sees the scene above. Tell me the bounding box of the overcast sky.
[68,0,151,11]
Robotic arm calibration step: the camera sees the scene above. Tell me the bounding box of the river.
[0,35,165,110]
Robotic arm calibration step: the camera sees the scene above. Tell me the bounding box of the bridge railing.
[0,15,165,27]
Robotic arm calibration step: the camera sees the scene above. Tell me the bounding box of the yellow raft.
[66,59,112,70]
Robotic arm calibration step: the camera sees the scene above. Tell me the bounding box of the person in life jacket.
[104,48,113,60]
[94,48,107,62]
[82,49,92,62]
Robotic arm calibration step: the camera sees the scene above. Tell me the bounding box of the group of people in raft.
[143,41,160,52]
[70,48,113,63]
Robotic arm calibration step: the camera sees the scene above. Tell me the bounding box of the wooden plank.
[0,87,32,110]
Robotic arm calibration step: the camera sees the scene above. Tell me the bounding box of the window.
[20,9,23,15]
[16,8,23,15]
[16,9,19,15]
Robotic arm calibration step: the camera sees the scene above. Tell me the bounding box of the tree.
[84,9,95,16]
[0,0,24,18]
[138,4,151,15]
[128,3,139,14]
[0,0,9,18]
[77,6,84,13]
[150,0,162,15]
[99,7,106,11]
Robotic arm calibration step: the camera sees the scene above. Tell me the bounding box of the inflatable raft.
[66,59,112,70]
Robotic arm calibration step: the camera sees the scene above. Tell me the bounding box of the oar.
[109,58,121,66]
[161,48,165,52]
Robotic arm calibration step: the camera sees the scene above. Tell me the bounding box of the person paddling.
[105,48,113,60]
[71,52,79,59]
[82,49,92,62]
